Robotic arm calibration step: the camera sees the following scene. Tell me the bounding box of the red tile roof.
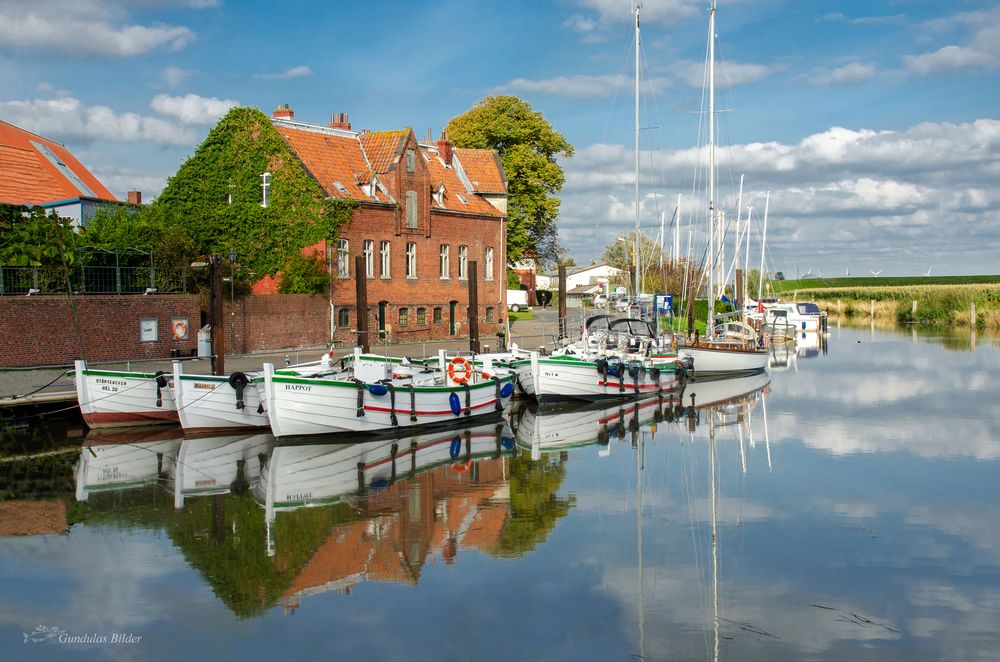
[0,119,117,205]
[359,130,407,173]
[271,118,505,216]
[454,148,507,194]
[272,123,390,203]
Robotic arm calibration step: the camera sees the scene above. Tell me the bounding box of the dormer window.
[333,180,349,196]
[433,184,445,206]
[456,193,468,205]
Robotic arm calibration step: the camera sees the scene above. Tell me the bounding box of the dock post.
[469,261,480,353]
[355,255,369,352]
[870,299,875,318]
[558,265,567,340]
[970,302,976,327]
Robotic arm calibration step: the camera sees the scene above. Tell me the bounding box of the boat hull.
[530,355,683,403]
[263,364,515,438]
[173,363,270,434]
[681,345,769,376]
[73,360,178,428]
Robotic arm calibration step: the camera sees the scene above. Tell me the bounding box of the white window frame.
[458,245,468,281]
[380,240,391,278]
[439,244,450,279]
[363,240,374,278]
[485,247,494,281]
[337,239,350,278]
[406,242,417,279]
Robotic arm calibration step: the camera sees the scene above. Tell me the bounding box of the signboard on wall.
[140,318,158,342]
[171,318,189,340]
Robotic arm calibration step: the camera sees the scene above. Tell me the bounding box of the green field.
[772,275,1000,292]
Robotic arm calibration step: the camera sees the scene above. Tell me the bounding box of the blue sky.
[2,0,998,276]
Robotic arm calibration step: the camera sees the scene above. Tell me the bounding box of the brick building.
[258,106,507,345]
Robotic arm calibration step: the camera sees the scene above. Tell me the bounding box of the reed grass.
[794,284,1000,328]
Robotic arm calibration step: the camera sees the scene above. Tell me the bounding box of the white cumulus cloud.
[497,73,668,99]
[150,93,239,125]
[0,0,195,57]
[255,65,314,80]
[0,95,196,146]
[808,62,877,85]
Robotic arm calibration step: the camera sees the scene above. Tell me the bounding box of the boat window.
[797,303,820,314]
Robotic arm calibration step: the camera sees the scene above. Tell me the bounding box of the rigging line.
[6,370,71,400]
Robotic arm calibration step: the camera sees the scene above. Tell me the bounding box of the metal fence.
[0,266,191,295]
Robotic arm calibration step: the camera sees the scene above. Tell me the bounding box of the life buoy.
[172,319,188,339]
[447,356,472,384]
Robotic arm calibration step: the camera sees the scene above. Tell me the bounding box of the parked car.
[613,297,630,313]
[506,289,531,312]
[590,294,608,306]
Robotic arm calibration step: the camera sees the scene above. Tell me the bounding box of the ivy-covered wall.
[152,107,356,279]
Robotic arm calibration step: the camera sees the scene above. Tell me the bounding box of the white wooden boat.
[681,321,770,376]
[74,427,182,501]
[73,359,178,428]
[254,420,514,522]
[262,349,516,438]
[167,432,274,508]
[173,361,270,434]
[764,301,825,334]
[529,351,685,403]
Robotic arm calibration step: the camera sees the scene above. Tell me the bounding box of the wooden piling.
[870,299,875,318]
[468,261,480,353]
[558,265,567,340]
[209,254,225,375]
[970,302,976,327]
[355,255,369,352]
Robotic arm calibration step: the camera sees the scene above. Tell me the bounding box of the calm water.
[1,325,998,661]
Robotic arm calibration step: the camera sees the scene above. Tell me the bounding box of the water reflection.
[3,327,1000,660]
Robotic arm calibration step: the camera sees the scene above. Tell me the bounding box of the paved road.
[0,305,590,406]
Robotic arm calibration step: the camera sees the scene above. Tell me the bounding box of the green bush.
[277,252,330,295]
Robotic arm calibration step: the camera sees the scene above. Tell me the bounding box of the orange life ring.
[451,460,472,473]
[447,356,472,384]
[482,370,492,380]
[172,319,188,339]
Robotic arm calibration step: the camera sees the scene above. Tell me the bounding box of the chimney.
[273,104,294,120]
[127,190,142,206]
[329,113,351,130]
[437,130,453,166]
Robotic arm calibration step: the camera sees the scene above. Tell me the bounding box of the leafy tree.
[601,231,665,291]
[152,107,355,279]
[445,96,574,266]
[493,453,574,557]
[277,251,330,295]
[0,204,77,267]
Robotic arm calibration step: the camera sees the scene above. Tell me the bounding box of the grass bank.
[776,282,1000,329]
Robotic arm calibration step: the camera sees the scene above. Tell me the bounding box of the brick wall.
[329,205,505,346]
[0,294,200,367]
[224,294,330,354]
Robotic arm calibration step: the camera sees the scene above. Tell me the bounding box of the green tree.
[277,251,330,295]
[0,204,77,267]
[152,107,355,279]
[445,96,574,266]
[601,231,665,291]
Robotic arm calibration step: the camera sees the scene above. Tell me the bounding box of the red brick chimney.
[437,130,453,166]
[329,113,351,130]
[127,190,142,205]
[273,104,294,119]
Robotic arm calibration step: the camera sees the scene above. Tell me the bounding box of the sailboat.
[680,0,770,377]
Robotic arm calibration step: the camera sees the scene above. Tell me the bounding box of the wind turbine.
[924,266,933,276]
[870,269,883,276]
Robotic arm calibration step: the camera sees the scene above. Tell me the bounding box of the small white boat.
[681,320,770,376]
[167,432,274,508]
[173,362,270,434]
[73,359,178,428]
[764,301,826,334]
[75,427,182,501]
[262,348,516,438]
[528,352,686,403]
